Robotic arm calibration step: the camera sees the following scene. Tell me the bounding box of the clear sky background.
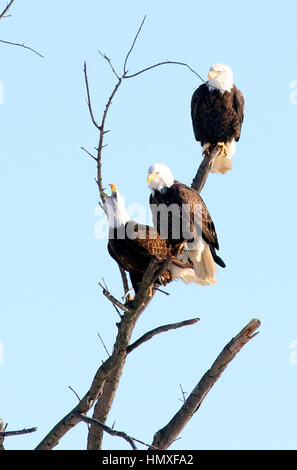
[1,0,297,450]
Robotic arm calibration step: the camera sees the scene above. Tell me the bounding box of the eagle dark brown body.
[149,180,225,268]
[191,83,244,146]
[108,222,173,293]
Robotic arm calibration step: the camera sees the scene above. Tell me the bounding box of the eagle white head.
[207,64,234,93]
[104,184,131,229]
[147,163,175,192]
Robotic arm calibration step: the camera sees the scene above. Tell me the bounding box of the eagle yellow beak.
[109,184,117,193]
[208,70,217,80]
[147,173,156,183]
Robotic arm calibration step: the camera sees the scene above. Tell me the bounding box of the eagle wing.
[175,182,219,250]
[232,86,245,141]
[190,83,209,142]
[108,223,169,291]
[132,223,168,261]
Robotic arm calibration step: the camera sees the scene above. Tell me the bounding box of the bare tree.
[0,10,260,449]
[31,17,261,451]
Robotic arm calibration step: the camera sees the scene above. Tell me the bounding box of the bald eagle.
[147,164,225,285]
[191,64,244,174]
[105,184,207,294]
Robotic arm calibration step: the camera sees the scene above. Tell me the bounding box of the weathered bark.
[151,318,261,449]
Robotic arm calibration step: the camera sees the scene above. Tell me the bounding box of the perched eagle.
[147,163,225,285]
[105,184,206,294]
[191,64,244,174]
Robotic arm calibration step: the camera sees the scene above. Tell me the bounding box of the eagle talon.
[216,142,227,157]
[202,143,211,157]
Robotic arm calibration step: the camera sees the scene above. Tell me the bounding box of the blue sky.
[1,0,297,450]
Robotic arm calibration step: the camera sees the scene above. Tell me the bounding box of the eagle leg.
[216,142,227,157]
[202,143,212,156]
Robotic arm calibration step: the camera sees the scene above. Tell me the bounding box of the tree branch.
[88,316,199,449]
[98,281,129,313]
[83,62,102,132]
[36,254,165,450]
[125,60,204,81]
[81,414,138,450]
[191,146,222,194]
[0,426,37,437]
[83,60,123,206]
[82,414,160,450]
[87,365,124,450]
[127,317,199,354]
[151,318,261,449]
[98,50,121,80]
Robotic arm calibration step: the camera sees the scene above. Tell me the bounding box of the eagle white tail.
[170,265,204,285]
[204,140,235,174]
[170,244,217,286]
[187,244,216,285]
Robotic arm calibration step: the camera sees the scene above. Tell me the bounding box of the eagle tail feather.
[187,245,217,285]
[210,140,235,174]
[209,245,226,268]
[169,265,204,285]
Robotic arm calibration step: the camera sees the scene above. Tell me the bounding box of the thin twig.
[68,386,81,402]
[80,415,137,450]
[179,384,187,404]
[81,146,97,161]
[98,281,129,313]
[123,15,147,75]
[80,414,159,450]
[125,60,204,81]
[83,61,102,131]
[0,39,44,58]
[127,318,199,354]
[97,332,110,357]
[0,0,15,19]
[98,50,120,80]
[153,286,170,296]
